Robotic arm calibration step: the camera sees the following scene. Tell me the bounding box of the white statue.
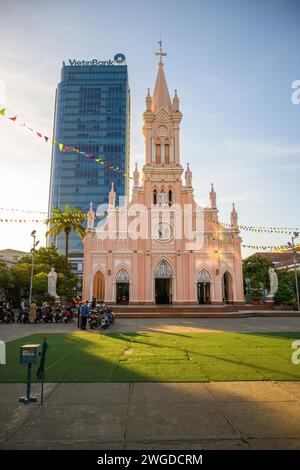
[158,191,168,205]
[268,267,278,297]
[48,267,58,297]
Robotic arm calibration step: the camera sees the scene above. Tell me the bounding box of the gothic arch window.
[116,269,130,283]
[153,189,157,205]
[197,270,211,283]
[168,189,172,206]
[154,260,173,278]
[156,143,161,164]
[165,143,170,164]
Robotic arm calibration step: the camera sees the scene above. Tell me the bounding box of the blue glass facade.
[48,58,130,263]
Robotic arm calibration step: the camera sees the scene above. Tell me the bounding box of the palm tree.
[46,205,86,269]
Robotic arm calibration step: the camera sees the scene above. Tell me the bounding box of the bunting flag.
[242,244,290,252]
[0,205,298,234]
[203,214,299,235]
[0,106,132,179]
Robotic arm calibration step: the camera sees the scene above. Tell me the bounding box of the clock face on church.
[153,222,173,242]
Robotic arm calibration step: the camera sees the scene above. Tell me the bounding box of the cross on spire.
[155,40,167,65]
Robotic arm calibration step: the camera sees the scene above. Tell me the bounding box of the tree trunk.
[65,230,69,271]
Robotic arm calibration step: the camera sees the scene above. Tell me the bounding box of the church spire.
[209,183,217,209]
[151,41,174,113]
[109,182,116,207]
[231,202,238,229]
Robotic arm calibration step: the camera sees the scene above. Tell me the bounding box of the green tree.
[10,263,32,291]
[20,245,69,275]
[274,284,294,304]
[56,272,78,300]
[0,263,15,295]
[46,205,86,269]
[243,255,274,290]
[32,272,48,293]
[8,246,80,304]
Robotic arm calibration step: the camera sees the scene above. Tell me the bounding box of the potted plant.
[274,284,294,310]
[251,288,261,305]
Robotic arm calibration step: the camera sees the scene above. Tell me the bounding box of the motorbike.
[43,307,53,323]
[88,309,100,329]
[0,305,15,323]
[17,308,29,323]
[63,306,73,323]
[35,307,43,323]
[54,308,63,323]
[99,310,110,329]
[106,308,115,325]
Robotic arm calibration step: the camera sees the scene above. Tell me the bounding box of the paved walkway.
[1,381,300,450]
[1,316,300,342]
[1,317,300,450]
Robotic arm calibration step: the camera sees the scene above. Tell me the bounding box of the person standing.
[80,300,89,330]
[29,301,37,323]
[20,298,26,313]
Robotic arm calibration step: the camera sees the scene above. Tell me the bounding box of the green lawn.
[1,331,300,382]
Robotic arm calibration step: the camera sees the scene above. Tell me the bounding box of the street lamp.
[29,230,39,305]
[287,232,300,311]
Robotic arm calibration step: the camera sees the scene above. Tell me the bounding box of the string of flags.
[0,107,132,180]
[0,206,298,234]
[0,217,88,223]
[203,214,298,235]
[242,244,290,251]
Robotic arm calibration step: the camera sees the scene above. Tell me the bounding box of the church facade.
[82,50,244,305]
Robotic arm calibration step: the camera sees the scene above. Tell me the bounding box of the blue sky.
[0,0,299,255]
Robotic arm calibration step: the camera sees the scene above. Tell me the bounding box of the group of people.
[79,298,114,330]
[19,299,76,324]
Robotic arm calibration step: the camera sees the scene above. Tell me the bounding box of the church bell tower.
[140,42,184,206]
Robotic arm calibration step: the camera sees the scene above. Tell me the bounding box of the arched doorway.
[93,271,105,302]
[222,271,233,303]
[116,269,130,304]
[197,270,211,304]
[154,260,173,304]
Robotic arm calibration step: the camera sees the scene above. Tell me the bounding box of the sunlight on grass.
[0,331,300,383]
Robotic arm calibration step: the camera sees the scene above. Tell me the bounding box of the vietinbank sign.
[68,54,126,66]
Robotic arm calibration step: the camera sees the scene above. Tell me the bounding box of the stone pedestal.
[265,295,275,307]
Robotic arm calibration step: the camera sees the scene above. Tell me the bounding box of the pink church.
[82,49,245,306]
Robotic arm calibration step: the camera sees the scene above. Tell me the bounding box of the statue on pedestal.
[48,267,58,298]
[268,267,278,297]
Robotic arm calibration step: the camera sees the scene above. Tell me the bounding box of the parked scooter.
[63,306,73,323]
[54,307,63,323]
[0,304,15,323]
[88,309,100,329]
[43,306,53,323]
[17,307,29,323]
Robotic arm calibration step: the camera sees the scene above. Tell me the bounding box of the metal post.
[29,235,35,306]
[28,231,40,306]
[26,363,32,400]
[292,234,300,311]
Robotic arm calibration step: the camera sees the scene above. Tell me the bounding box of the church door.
[116,269,130,304]
[93,271,105,302]
[116,283,129,304]
[197,282,211,304]
[154,260,173,304]
[155,278,171,304]
[197,270,211,304]
[222,271,233,303]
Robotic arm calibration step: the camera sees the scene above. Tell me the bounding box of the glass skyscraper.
[48,54,130,273]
